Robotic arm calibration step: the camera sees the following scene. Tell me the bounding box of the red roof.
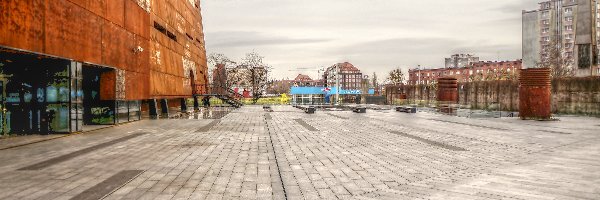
[294,74,313,81]
[338,62,359,71]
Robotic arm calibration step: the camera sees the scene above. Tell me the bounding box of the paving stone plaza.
[0,106,599,200]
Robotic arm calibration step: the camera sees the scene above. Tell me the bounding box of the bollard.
[353,107,366,113]
[395,106,416,113]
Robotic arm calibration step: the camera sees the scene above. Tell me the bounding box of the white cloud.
[201,0,540,80]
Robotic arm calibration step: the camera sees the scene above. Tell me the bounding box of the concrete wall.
[552,77,600,115]
[522,10,540,69]
[386,77,600,116]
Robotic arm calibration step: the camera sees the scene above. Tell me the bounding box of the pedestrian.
[203,97,210,108]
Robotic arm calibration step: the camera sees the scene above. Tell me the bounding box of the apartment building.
[523,0,600,76]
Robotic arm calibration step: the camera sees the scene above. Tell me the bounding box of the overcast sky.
[201,0,540,81]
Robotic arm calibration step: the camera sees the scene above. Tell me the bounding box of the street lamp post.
[335,64,340,105]
[417,64,421,85]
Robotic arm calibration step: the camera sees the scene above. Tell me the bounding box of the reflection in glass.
[46,86,57,102]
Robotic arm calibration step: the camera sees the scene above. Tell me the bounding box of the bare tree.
[387,68,405,85]
[238,52,271,103]
[371,72,378,88]
[207,53,235,88]
[267,80,291,95]
[537,39,574,78]
[207,53,235,67]
[468,68,517,82]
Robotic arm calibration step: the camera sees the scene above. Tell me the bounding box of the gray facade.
[523,10,541,69]
[523,0,599,76]
[444,54,479,68]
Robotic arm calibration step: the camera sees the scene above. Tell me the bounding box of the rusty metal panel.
[101,21,135,70]
[45,0,103,63]
[1,0,208,101]
[150,71,184,97]
[100,70,116,100]
[124,0,150,40]
[133,36,150,73]
[0,0,45,52]
[437,77,458,103]
[519,68,552,120]
[125,71,150,100]
[106,0,125,27]
[149,40,162,72]
[150,0,168,22]
[66,0,107,18]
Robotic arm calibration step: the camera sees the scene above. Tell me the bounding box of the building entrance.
[82,65,116,126]
[0,47,73,134]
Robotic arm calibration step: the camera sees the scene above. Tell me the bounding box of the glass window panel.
[47,103,70,132]
[117,101,128,123]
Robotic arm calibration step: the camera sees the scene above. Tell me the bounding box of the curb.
[0,121,140,151]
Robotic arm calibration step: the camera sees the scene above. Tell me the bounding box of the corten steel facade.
[519,68,553,120]
[0,0,208,134]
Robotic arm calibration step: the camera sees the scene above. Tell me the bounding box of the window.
[542,20,550,25]
[565,8,573,14]
[565,16,573,22]
[565,25,573,31]
[542,11,549,17]
[542,36,550,42]
[542,28,549,33]
[565,34,573,39]
[566,52,573,57]
[543,3,550,9]
[565,43,573,48]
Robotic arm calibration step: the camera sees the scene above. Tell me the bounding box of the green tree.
[387,68,405,85]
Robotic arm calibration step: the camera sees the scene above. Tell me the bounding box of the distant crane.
[288,67,320,72]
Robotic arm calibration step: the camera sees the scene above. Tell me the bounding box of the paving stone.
[0,106,597,199]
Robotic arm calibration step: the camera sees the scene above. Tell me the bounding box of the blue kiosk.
[290,87,375,105]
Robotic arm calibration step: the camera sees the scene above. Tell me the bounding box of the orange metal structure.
[519,68,552,120]
[437,77,458,103]
[0,0,208,100]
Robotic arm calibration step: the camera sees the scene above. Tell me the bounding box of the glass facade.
[0,47,138,135]
[116,100,141,124]
[70,62,83,132]
[0,48,75,134]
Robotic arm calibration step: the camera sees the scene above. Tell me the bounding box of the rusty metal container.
[398,93,407,100]
[519,68,552,120]
[437,77,458,103]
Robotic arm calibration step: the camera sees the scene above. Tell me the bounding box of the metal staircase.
[194,84,243,108]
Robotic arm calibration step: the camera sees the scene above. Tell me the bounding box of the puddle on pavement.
[171,107,235,120]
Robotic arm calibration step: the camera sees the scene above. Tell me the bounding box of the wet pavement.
[0,105,598,200]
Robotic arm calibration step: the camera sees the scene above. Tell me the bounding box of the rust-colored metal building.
[0,0,208,134]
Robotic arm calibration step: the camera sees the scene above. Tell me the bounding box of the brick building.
[323,62,363,90]
[409,60,522,85]
[291,74,324,87]
[0,0,208,134]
